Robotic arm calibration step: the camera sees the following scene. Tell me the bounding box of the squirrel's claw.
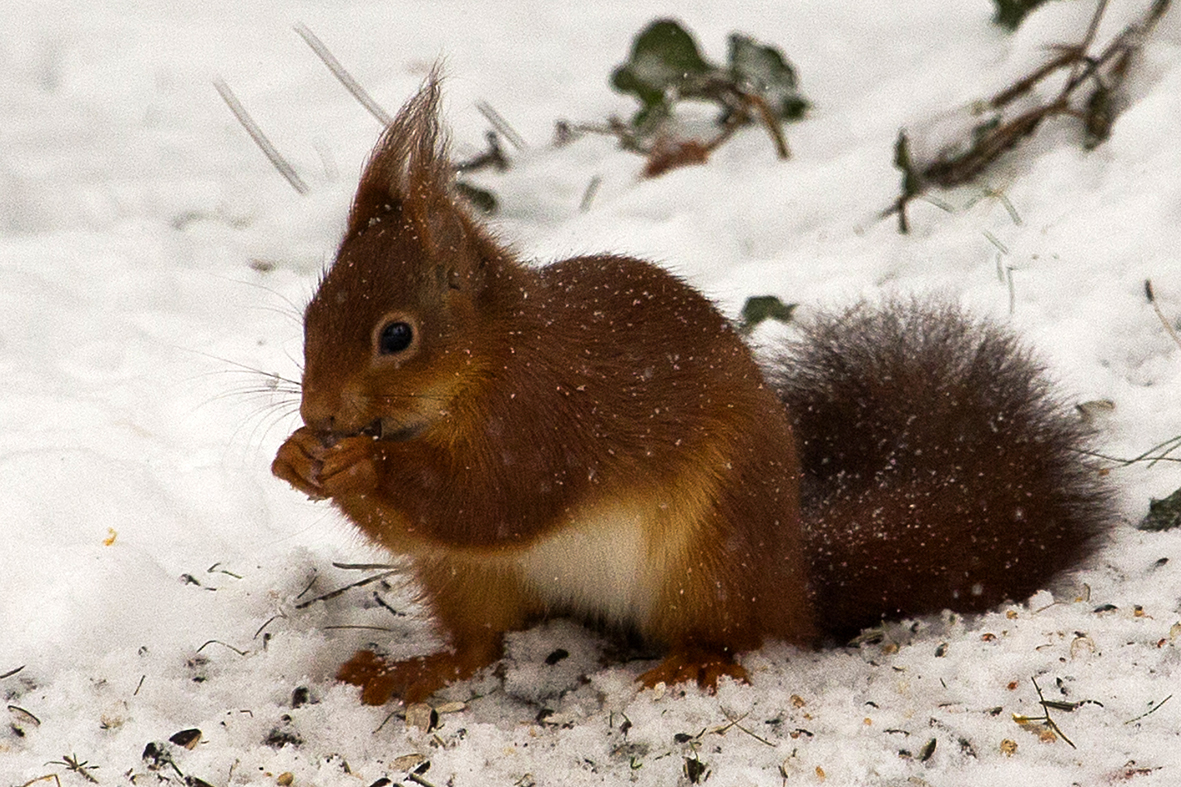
[273,428,379,500]
[338,645,502,705]
[317,435,380,497]
[638,648,750,694]
[272,427,327,500]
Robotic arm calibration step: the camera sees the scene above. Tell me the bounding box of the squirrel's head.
[300,75,513,443]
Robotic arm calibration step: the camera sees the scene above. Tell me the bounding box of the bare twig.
[1069,0,1110,87]
[559,118,652,154]
[214,79,309,195]
[888,0,1171,230]
[924,100,1063,189]
[990,47,1080,108]
[743,92,791,159]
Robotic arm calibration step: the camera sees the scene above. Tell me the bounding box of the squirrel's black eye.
[378,321,414,355]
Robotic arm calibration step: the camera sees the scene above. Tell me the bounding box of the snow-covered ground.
[4,1,1181,785]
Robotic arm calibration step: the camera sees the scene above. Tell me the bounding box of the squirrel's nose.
[299,381,338,436]
[300,411,335,437]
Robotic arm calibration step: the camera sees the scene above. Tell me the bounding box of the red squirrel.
[271,78,1113,704]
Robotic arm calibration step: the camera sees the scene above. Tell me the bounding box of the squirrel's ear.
[346,71,474,265]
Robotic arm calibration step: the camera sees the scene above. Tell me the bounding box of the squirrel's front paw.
[272,426,328,499]
[272,428,379,500]
[317,434,380,497]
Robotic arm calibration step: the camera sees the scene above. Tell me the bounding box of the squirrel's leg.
[338,558,533,704]
[637,566,758,692]
[637,506,813,693]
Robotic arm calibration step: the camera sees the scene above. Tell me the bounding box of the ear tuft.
[346,69,458,246]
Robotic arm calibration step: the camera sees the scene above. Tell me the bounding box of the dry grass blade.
[1081,433,1181,466]
[475,101,526,150]
[333,561,401,570]
[47,755,99,784]
[1146,279,1181,353]
[18,776,62,787]
[1012,676,1079,748]
[214,79,309,195]
[294,23,392,125]
[1125,694,1172,724]
[294,569,401,609]
[196,639,248,656]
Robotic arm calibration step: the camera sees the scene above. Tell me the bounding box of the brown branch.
[888,0,1171,229]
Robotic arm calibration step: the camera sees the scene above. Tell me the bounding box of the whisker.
[284,346,305,375]
[203,271,307,325]
[371,392,449,403]
[181,348,303,390]
[213,384,302,404]
[228,400,304,455]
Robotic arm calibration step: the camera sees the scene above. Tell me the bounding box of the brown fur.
[272,77,1112,704]
[273,76,812,702]
[773,301,1112,636]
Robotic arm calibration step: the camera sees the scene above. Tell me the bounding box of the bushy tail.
[772,300,1114,636]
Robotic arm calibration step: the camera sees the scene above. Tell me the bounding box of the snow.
[3,0,1181,785]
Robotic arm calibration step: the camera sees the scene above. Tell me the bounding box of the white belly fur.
[515,504,661,630]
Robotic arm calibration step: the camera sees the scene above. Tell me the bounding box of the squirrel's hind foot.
[639,648,749,693]
[337,645,501,705]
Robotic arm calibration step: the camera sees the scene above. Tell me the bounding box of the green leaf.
[456,180,497,214]
[741,295,797,333]
[1140,487,1181,531]
[611,19,714,127]
[992,0,1049,30]
[728,34,808,120]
